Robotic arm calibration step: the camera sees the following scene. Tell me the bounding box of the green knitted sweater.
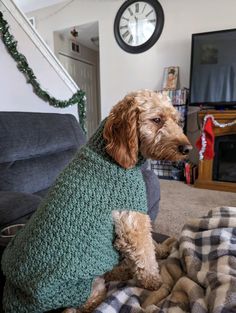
[2,120,147,313]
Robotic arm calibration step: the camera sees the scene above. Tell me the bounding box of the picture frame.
[162,66,179,90]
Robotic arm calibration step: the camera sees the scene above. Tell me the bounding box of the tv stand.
[195,110,236,192]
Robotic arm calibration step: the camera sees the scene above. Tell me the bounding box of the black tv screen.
[190,29,236,107]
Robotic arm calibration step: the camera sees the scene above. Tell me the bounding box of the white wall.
[53,31,99,66]
[25,0,236,118]
[0,2,78,117]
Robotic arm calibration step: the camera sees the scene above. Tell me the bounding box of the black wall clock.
[114,0,164,54]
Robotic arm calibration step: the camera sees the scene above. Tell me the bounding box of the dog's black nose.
[178,145,192,155]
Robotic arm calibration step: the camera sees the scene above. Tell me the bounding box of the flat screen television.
[189,29,236,107]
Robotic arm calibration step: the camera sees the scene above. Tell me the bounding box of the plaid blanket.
[94,207,236,313]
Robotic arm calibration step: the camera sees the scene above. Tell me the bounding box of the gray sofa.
[0,111,160,230]
[0,112,86,228]
[0,111,160,312]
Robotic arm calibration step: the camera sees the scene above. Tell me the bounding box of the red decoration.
[196,117,215,160]
[185,163,191,184]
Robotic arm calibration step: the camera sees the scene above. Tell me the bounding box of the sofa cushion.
[141,163,160,221]
[34,188,49,198]
[0,148,78,194]
[0,112,86,194]
[0,112,85,163]
[0,191,42,227]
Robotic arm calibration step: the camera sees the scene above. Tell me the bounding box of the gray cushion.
[34,188,49,198]
[0,112,85,163]
[141,163,160,221]
[0,112,86,194]
[0,191,42,227]
[0,149,77,194]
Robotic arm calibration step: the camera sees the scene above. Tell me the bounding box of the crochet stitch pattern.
[2,120,147,313]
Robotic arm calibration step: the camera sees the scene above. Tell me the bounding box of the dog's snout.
[178,145,192,155]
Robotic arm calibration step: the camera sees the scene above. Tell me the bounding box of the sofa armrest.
[141,162,160,221]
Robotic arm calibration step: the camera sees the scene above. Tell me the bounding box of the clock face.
[119,1,157,47]
[114,0,164,53]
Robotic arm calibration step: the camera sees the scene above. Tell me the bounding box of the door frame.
[58,52,100,136]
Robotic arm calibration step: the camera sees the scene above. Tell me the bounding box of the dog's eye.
[152,118,162,124]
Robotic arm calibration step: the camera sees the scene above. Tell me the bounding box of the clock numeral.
[146,9,154,18]
[128,7,134,16]
[142,3,147,14]
[128,34,133,44]
[135,3,139,13]
[122,16,129,22]
[122,30,130,39]
[149,19,156,24]
[120,25,128,30]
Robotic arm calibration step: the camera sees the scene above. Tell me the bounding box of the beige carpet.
[153,180,236,238]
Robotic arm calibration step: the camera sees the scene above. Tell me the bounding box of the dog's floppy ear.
[103,95,139,169]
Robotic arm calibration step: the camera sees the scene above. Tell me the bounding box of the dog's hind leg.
[112,211,162,291]
[62,277,106,313]
[142,256,183,309]
[154,237,177,259]
[104,259,133,282]
[80,277,107,313]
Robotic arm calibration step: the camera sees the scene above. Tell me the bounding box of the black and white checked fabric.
[94,281,147,313]
[93,207,236,313]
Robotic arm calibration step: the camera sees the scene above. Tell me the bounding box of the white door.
[59,53,99,137]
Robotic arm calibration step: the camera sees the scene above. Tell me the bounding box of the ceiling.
[57,22,99,51]
[14,0,119,51]
[14,0,68,13]
[14,0,120,13]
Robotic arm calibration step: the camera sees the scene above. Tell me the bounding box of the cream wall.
[27,0,236,117]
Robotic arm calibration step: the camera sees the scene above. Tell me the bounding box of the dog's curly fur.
[111,211,162,290]
[63,90,191,313]
[103,89,190,169]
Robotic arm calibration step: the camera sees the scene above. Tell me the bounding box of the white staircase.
[0,0,80,117]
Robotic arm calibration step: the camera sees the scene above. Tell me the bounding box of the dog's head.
[103,90,192,169]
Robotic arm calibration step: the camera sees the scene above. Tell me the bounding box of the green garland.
[0,11,87,133]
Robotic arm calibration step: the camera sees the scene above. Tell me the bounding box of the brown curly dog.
[63,90,191,313]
